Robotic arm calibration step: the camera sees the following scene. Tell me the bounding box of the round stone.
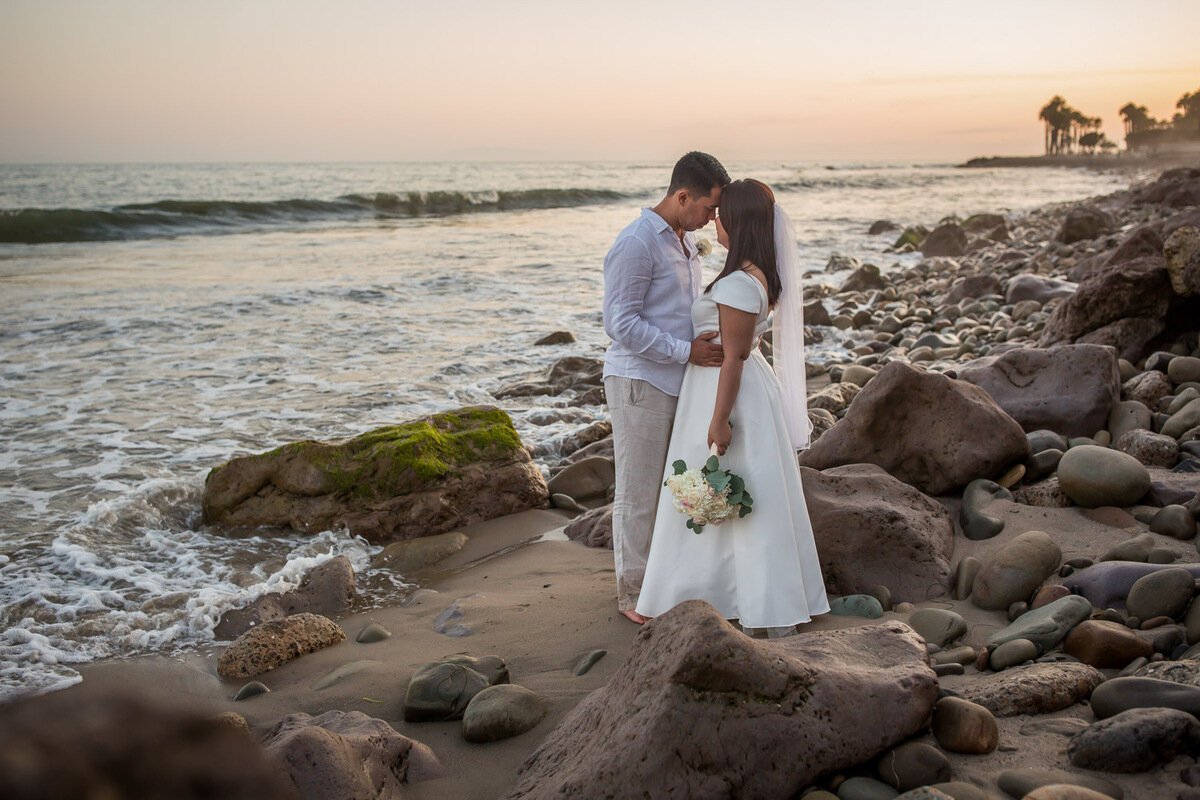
[1169,356,1200,386]
[990,638,1038,670]
[1063,620,1155,669]
[931,697,998,754]
[1100,533,1154,563]
[461,684,548,743]
[1057,445,1151,508]
[876,741,951,792]
[356,622,391,643]
[971,530,1062,611]
[953,557,982,601]
[908,609,968,648]
[1126,567,1196,621]
[828,594,885,618]
[1151,505,1197,539]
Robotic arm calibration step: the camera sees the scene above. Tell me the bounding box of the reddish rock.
[1064,620,1155,669]
[955,345,1119,438]
[800,464,954,602]
[505,601,937,799]
[800,362,1029,496]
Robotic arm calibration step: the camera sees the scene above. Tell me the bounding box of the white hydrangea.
[664,468,735,527]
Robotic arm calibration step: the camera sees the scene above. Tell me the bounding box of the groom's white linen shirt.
[602,208,703,397]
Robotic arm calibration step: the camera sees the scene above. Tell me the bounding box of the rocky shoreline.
[2,164,1200,800]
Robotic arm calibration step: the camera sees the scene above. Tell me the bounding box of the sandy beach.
[2,160,1199,800]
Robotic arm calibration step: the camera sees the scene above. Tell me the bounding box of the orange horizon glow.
[1,0,1196,163]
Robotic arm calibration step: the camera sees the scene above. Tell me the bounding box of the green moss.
[268,406,523,499]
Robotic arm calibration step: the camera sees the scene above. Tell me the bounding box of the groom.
[602,151,730,624]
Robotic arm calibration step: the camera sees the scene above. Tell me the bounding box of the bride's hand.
[707,418,732,456]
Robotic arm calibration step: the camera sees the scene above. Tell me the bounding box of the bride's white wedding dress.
[635,270,830,629]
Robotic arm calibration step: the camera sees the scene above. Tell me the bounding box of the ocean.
[0,160,1129,696]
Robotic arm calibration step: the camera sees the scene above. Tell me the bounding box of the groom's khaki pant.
[604,376,678,611]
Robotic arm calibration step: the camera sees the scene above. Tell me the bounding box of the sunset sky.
[1,0,1196,163]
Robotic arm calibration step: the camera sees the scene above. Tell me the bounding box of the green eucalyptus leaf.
[673,460,687,475]
[705,455,719,472]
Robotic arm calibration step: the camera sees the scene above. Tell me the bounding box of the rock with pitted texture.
[1116,429,1179,468]
[503,601,936,799]
[265,710,446,798]
[1069,707,1200,773]
[800,362,1029,496]
[202,406,549,543]
[808,381,862,414]
[218,613,345,679]
[1038,256,1172,361]
[971,530,1062,611]
[1166,225,1200,296]
[1122,370,1172,407]
[1057,445,1150,508]
[800,464,954,602]
[954,662,1104,717]
[955,345,1119,438]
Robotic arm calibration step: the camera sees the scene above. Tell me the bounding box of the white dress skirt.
[635,271,830,628]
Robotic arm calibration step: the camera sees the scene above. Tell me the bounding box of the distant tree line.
[1037,86,1200,156]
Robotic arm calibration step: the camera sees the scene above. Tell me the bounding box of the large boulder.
[1038,256,1173,361]
[800,464,954,601]
[0,686,295,800]
[955,345,1119,438]
[504,601,937,799]
[264,710,446,799]
[202,406,549,542]
[800,362,1029,495]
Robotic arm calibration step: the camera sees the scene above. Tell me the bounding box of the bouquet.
[663,449,753,533]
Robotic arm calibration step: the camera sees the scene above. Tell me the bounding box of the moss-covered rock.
[202,406,548,542]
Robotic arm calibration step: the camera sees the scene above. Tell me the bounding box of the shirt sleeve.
[711,272,765,314]
[602,235,692,364]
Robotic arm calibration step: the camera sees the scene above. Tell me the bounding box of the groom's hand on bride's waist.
[688,332,724,366]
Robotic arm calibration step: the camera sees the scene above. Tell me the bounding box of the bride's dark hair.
[706,179,781,306]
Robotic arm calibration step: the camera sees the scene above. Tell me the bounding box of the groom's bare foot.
[620,609,649,625]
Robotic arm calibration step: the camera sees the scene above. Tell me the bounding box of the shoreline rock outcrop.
[202,406,549,542]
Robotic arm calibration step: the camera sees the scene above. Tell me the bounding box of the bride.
[634,179,829,633]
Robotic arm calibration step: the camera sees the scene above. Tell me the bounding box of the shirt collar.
[641,207,673,236]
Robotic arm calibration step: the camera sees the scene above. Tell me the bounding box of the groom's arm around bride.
[600,151,730,624]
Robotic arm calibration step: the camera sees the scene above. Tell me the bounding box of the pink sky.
[1,0,1196,162]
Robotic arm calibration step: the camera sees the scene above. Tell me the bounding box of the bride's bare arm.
[707,303,758,454]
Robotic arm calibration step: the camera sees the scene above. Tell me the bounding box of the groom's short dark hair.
[667,151,730,196]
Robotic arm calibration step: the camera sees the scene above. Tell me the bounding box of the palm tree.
[1039,96,1067,155]
[1178,89,1200,131]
